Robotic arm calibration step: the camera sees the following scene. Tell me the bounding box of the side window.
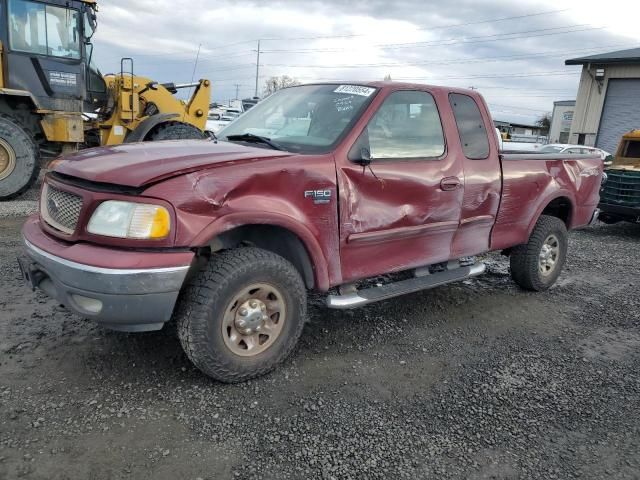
[449,93,490,159]
[354,90,445,160]
[8,0,47,55]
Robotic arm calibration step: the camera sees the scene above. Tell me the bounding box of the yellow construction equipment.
[0,0,211,199]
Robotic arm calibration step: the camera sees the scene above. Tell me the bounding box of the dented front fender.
[141,153,341,290]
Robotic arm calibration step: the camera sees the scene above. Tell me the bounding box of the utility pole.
[184,43,202,121]
[234,83,240,100]
[254,40,261,98]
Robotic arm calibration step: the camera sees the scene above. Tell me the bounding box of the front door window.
[353,90,445,160]
[9,0,81,59]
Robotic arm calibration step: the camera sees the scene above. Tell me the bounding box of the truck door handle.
[440,176,461,191]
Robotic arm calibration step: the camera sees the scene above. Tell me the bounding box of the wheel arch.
[0,89,39,111]
[0,91,44,137]
[193,213,331,290]
[527,193,574,236]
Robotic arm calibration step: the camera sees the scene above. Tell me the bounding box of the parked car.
[539,144,613,165]
[599,130,640,224]
[19,82,603,382]
[206,108,242,133]
[495,132,547,153]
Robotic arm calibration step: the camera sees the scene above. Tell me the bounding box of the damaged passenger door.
[336,89,465,282]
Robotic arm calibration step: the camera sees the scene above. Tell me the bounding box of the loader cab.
[0,0,102,112]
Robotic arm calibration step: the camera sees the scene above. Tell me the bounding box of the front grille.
[40,183,83,234]
[601,169,640,207]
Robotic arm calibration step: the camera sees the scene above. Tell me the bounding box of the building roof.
[493,120,540,129]
[566,47,640,66]
[553,100,575,106]
[509,121,541,129]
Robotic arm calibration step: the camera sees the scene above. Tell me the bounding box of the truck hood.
[53,140,294,187]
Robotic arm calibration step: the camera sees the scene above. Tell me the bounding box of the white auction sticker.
[333,85,376,97]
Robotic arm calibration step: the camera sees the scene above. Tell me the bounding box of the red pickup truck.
[20,82,603,382]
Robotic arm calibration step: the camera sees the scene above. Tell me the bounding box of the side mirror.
[347,130,372,166]
[348,145,372,166]
[358,148,372,166]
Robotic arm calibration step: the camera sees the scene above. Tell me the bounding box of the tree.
[262,75,300,96]
[535,112,552,134]
[383,74,392,81]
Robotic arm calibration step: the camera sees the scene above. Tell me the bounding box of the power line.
[488,103,550,112]
[261,25,605,54]
[99,7,571,60]
[286,70,579,82]
[203,69,581,86]
[129,43,630,72]
[234,8,572,43]
[261,44,637,69]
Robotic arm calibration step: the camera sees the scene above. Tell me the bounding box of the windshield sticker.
[334,96,355,112]
[334,85,375,97]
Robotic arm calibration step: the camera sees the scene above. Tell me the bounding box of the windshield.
[8,0,81,59]
[219,84,378,153]
[539,145,564,153]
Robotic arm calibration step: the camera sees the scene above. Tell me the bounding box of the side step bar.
[326,263,486,309]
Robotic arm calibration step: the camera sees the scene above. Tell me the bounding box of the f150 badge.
[304,189,332,204]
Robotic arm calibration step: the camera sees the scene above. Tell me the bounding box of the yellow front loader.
[95,58,210,145]
[0,0,211,199]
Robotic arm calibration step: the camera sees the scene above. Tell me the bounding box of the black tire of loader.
[146,121,205,141]
[0,114,39,200]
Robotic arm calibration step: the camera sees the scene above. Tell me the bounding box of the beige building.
[566,47,640,153]
[548,100,575,144]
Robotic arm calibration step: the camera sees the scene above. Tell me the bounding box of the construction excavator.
[0,0,211,199]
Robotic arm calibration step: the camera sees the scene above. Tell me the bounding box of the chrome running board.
[326,262,486,309]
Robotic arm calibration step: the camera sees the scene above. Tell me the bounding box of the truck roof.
[297,81,481,97]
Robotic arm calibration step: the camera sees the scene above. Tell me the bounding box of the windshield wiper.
[224,133,282,150]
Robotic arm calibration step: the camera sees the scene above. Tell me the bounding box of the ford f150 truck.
[19,82,603,382]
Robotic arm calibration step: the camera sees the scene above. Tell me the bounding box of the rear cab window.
[449,93,490,159]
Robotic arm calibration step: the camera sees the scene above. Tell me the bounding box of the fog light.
[71,294,103,314]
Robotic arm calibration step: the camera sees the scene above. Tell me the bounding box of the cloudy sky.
[92,0,640,125]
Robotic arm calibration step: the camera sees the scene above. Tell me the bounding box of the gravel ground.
[0,177,41,218]
[0,216,639,479]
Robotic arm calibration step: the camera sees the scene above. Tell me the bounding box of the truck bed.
[490,153,602,250]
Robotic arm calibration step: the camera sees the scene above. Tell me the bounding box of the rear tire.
[598,213,621,225]
[0,115,39,200]
[146,121,205,141]
[509,215,568,291]
[176,248,307,383]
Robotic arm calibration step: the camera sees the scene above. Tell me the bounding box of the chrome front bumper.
[20,238,191,332]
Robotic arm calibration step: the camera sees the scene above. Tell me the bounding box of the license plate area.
[17,257,44,290]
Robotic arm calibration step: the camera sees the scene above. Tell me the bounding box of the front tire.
[176,248,307,382]
[509,215,568,291]
[0,115,39,200]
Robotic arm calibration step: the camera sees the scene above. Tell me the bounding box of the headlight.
[87,201,170,239]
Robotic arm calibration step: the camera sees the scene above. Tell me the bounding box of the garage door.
[596,79,640,153]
